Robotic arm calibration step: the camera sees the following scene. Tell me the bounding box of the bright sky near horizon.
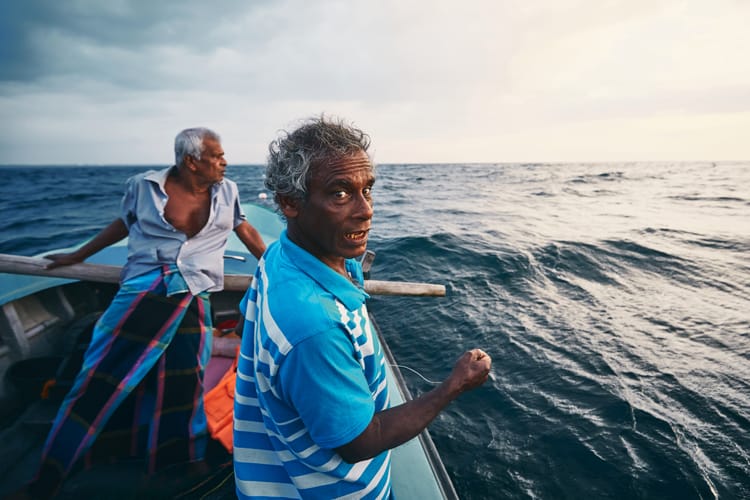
[1,0,749,165]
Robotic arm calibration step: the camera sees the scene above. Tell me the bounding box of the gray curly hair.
[174,127,221,167]
[265,116,371,203]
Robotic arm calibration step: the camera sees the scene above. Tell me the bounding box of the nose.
[354,192,373,219]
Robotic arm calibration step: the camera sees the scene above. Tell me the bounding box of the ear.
[184,155,198,172]
[277,194,300,218]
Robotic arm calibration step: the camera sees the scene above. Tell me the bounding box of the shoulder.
[125,169,163,189]
[222,177,239,189]
[267,273,340,344]
[218,177,239,194]
[214,178,240,203]
[125,172,145,188]
[256,242,353,344]
[122,172,147,203]
[257,257,337,344]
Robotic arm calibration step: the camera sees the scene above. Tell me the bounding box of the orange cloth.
[204,347,239,452]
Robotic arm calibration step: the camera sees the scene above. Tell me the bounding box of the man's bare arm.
[335,349,492,463]
[45,218,129,269]
[235,220,266,260]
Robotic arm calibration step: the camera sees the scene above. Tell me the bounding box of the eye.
[363,186,372,197]
[333,190,348,199]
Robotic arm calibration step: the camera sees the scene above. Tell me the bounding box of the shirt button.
[177,259,182,264]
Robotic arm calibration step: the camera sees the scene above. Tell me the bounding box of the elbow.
[337,447,375,464]
[338,450,362,464]
[335,438,373,463]
[335,419,381,464]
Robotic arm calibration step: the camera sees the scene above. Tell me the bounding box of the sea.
[1,162,748,499]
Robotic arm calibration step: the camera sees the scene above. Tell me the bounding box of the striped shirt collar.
[279,230,369,310]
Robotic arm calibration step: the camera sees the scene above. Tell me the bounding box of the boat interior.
[0,279,244,498]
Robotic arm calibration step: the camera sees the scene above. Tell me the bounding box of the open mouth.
[344,230,368,241]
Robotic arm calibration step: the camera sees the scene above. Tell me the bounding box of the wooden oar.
[0,253,446,297]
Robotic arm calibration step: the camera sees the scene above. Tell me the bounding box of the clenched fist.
[447,348,492,394]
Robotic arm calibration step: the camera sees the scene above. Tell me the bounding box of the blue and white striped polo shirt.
[234,231,393,499]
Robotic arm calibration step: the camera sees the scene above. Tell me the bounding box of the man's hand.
[335,347,493,463]
[445,349,493,395]
[44,253,84,270]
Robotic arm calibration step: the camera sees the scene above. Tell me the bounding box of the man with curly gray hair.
[233,116,492,499]
[264,117,372,204]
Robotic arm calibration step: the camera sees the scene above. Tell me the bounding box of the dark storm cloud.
[0,3,40,81]
[0,0,270,84]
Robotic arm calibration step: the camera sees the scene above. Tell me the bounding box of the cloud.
[2,0,520,99]
[0,0,269,89]
[1,0,749,163]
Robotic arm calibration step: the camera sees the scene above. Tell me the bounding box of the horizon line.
[0,159,747,168]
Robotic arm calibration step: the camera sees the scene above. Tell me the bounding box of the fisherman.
[22,127,266,498]
[233,116,492,499]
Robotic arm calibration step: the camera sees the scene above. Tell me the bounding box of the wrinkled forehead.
[202,137,223,150]
[311,149,374,180]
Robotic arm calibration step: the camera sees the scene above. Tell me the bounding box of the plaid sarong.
[30,266,213,498]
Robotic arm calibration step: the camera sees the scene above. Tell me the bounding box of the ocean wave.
[668,195,747,203]
[3,162,750,499]
[566,171,626,184]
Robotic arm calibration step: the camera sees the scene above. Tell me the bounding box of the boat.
[0,203,457,499]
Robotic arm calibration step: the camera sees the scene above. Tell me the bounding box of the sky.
[1,0,749,165]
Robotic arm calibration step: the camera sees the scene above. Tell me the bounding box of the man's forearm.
[72,219,129,259]
[235,221,266,259]
[336,378,461,463]
[335,349,491,463]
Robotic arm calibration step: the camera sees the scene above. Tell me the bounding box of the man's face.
[192,138,227,183]
[285,150,375,274]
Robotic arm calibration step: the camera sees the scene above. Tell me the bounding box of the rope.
[389,364,440,385]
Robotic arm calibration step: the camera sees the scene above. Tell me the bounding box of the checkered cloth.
[30,266,213,498]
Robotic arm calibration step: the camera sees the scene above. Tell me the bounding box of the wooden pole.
[0,253,446,297]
